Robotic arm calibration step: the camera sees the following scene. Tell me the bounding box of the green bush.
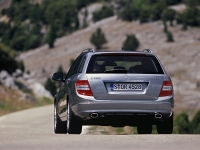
[90,28,107,50]
[174,112,190,134]
[93,5,114,22]
[0,22,9,37]
[1,0,104,52]
[25,35,42,50]
[44,77,57,96]
[183,7,200,26]
[139,6,151,23]
[191,111,200,134]
[184,0,200,7]
[0,43,18,74]
[70,59,75,67]
[162,9,176,26]
[163,21,168,33]
[123,34,140,51]
[10,35,27,51]
[118,0,167,22]
[166,31,174,42]
[166,0,182,5]
[46,25,56,48]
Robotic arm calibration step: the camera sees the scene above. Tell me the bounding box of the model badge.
[91,77,101,79]
[124,75,129,80]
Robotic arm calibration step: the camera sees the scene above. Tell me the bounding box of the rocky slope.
[19,14,200,117]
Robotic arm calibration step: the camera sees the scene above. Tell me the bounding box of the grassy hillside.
[0,85,53,116]
[19,15,200,117]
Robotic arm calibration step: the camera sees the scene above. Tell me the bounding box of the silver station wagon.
[52,48,174,134]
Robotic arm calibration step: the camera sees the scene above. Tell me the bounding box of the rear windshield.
[86,54,164,74]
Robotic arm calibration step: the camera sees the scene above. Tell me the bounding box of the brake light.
[76,80,93,96]
[159,81,173,97]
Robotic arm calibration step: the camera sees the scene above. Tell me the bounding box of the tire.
[54,105,67,134]
[157,113,173,134]
[137,124,152,134]
[67,102,82,134]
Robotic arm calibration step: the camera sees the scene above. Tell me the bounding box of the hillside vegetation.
[0,0,200,131]
[19,17,200,118]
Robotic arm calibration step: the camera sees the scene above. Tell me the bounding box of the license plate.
[111,83,142,91]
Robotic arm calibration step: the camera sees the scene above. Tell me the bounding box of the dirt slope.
[19,16,200,117]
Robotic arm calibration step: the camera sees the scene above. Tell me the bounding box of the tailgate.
[87,74,164,100]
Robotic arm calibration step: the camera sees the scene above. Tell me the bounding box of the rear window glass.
[86,54,164,74]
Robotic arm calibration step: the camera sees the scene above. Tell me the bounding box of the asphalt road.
[0,105,200,150]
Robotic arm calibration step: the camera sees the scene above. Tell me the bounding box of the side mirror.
[52,72,65,82]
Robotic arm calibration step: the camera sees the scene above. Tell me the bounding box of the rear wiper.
[104,69,127,73]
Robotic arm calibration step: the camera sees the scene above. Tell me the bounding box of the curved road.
[0,105,200,150]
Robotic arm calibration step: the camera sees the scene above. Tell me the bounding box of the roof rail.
[143,49,153,53]
[82,48,95,53]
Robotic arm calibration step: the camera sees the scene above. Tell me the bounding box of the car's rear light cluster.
[159,81,173,97]
[76,80,93,96]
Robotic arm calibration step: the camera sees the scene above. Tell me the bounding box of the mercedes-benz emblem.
[124,75,129,80]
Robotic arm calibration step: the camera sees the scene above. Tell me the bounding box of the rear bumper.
[71,95,174,124]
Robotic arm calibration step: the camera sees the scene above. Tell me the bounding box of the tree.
[44,77,57,96]
[139,6,150,23]
[90,28,107,50]
[123,34,140,51]
[92,5,114,22]
[0,22,9,37]
[174,112,190,134]
[163,21,168,33]
[46,25,56,48]
[166,31,174,42]
[18,60,25,72]
[184,0,199,7]
[0,43,19,74]
[57,65,67,77]
[166,0,182,6]
[162,9,176,26]
[70,59,75,67]
[182,7,200,27]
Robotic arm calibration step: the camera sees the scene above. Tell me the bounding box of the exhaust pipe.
[90,113,99,119]
[155,113,162,119]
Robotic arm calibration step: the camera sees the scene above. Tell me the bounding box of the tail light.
[159,81,173,97]
[76,80,93,96]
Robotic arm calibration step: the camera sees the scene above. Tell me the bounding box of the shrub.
[57,65,67,77]
[70,59,75,67]
[182,7,200,26]
[174,112,190,134]
[44,77,57,96]
[166,31,174,42]
[184,0,200,7]
[0,22,9,37]
[46,25,56,48]
[139,6,150,23]
[123,34,140,51]
[90,28,107,50]
[191,110,200,134]
[162,9,176,26]
[93,5,114,22]
[197,81,200,88]
[10,35,27,51]
[0,43,18,74]
[166,0,182,5]
[163,21,168,33]
[24,35,42,50]
[18,60,25,72]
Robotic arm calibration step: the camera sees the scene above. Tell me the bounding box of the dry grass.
[0,85,53,116]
